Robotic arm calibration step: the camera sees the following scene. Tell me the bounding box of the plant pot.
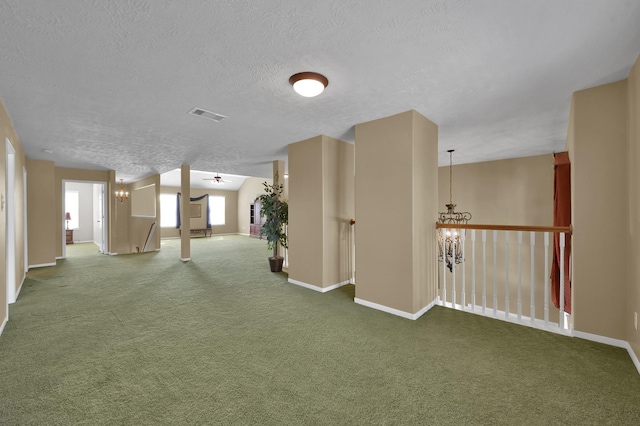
[269,256,284,272]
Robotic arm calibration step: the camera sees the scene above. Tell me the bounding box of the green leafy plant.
[257,177,288,258]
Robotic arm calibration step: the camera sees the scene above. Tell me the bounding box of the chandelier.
[438,149,471,272]
[115,179,129,203]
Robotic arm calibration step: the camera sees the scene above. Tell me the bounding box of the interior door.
[93,183,107,254]
[100,183,108,254]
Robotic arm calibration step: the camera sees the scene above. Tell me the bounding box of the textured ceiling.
[1,1,639,182]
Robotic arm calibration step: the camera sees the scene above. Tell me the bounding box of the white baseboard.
[288,278,349,293]
[55,256,64,260]
[0,315,6,337]
[574,331,640,376]
[12,274,26,303]
[573,330,628,349]
[29,262,56,268]
[627,344,640,376]
[238,233,250,237]
[155,248,161,251]
[109,252,118,256]
[180,257,191,262]
[354,297,438,320]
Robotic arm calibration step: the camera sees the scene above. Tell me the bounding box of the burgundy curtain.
[551,152,571,314]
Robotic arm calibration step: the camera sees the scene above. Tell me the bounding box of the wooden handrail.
[435,223,572,234]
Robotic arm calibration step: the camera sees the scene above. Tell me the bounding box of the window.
[160,193,177,228]
[209,196,225,226]
[65,191,79,229]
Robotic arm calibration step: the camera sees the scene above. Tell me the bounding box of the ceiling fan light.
[289,72,328,97]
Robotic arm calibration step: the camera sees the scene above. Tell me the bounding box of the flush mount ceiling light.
[289,72,328,97]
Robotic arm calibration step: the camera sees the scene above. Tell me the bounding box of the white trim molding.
[288,278,350,293]
[627,344,640,376]
[180,257,191,262]
[0,315,7,337]
[29,262,56,268]
[354,297,438,320]
[13,274,26,303]
[574,331,640,376]
[573,331,628,348]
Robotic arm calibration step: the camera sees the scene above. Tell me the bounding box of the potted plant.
[256,176,288,272]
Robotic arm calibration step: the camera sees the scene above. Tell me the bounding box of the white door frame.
[62,180,109,257]
[23,167,27,272]
[5,138,16,304]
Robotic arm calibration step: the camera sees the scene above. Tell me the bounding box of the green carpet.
[1,236,639,425]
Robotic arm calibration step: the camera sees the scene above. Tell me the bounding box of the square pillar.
[180,164,191,261]
[354,110,439,319]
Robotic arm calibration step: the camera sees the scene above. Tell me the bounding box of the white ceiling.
[1,1,639,182]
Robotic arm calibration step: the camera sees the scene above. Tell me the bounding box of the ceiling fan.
[203,173,232,185]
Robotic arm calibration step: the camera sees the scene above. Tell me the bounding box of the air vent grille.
[188,107,227,122]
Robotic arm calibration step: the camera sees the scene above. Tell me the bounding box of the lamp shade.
[65,212,71,221]
[289,72,328,97]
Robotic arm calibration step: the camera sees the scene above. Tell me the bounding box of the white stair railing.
[437,223,572,335]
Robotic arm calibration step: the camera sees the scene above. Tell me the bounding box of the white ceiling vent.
[188,107,227,122]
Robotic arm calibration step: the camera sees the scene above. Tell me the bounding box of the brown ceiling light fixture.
[289,72,329,97]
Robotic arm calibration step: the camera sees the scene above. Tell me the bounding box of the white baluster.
[517,231,522,321]
[530,232,535,325]
[482,230,487,314]
[471,230,476,310]
[441,228,447,305]
[544,232,550,325]
[493,230,498,316]
[461,230,466,310]
[452,230,457,308]
[505,231,510,319]
[559,233,565,329]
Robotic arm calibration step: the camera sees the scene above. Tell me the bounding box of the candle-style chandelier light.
[438,149,471,272]
[115,179,129,203]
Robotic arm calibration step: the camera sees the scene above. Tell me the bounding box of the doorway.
[62,180,108,257]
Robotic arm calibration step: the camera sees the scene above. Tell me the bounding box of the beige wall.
[27,160,57,266]
[288,136,355,288]
[438,155,556,320]
[627,55,640,357]
[322,137,355,287]
[1,98,27,327]
[129,175,161,252]
[355,110,438,315]
[413,113,440,312]
[160,186,239,238]
[288,136,325,287]
[569,80,628,340]
[237,177,272,236]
